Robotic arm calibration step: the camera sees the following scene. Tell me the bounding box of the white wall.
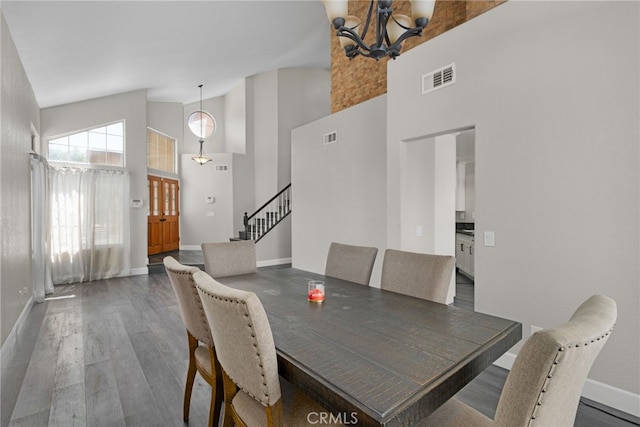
[0,12,40,345]
[224,80,246,155]
[400,136,456,255]
[252,70,280,202]
[277,68,331,188]
[180,153,234,245]
[387,0,639,413]
[147,101,183,159]
[400,135,457,302]
[182,68,330,256]
[247,68,330,262]
[40,90,148,274]
[291,96,387,285]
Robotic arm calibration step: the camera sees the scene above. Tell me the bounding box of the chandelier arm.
[388,25,425,50]
[337,27,374,53]
[376,8,393,49]
[359,0,376,45]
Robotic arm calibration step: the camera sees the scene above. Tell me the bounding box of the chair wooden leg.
[208,347,224,427]
[221,369,239,427]
[184,332,198,422]
[266,400,284,427]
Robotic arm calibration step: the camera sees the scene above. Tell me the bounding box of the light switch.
[416,225,423,237]
[206,211,215,217]
[484,231,495,247]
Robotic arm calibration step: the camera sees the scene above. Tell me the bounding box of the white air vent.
[324,131,337,145]
[422,63,456,95]
[215,164,229,172]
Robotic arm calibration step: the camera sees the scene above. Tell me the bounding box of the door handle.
[160,218,167,222]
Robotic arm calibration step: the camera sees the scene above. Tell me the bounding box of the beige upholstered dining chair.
[380,249,455,304]
[419,295,617,427]
[325,242,378,285]
[201,240,257,278]
[163,256,222,427]
[194,270,341,427]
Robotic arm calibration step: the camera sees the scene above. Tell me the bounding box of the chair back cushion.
[495,295,617,427]
[325,242,378,285]
[201,241,257,278]
[163,256,213,347]
[380,249,455,304]
[194,271,281,407]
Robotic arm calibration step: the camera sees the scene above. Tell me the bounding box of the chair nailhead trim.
[527,325,616,427]
[195,284,273,404]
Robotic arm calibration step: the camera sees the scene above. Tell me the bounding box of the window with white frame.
[48,121,124,166]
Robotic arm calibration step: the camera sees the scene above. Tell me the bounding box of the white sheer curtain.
[49,166,131,284]
[30,153,54,301]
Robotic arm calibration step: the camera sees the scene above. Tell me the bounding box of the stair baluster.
[238,184,291,243]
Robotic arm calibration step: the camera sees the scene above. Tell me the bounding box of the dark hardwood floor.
[1,253,637,426]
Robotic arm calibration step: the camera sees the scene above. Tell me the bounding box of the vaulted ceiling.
[1,1,331,108]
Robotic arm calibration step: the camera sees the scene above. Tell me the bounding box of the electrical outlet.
[18,286,29,302]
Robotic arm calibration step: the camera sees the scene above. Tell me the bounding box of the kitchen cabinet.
[456,233,474,279]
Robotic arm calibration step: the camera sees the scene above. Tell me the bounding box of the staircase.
[234,184,291,242]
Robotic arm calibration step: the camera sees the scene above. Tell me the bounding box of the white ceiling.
[1,1,331,108]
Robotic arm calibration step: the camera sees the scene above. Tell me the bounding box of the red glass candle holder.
[308,280,325,303]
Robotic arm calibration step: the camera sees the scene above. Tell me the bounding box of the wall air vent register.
[324,131,338,145]
[422,63,456,95]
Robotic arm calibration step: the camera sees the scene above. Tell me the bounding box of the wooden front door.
[148,175,180,255]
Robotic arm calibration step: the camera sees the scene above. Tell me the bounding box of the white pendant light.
[189,84,215,165]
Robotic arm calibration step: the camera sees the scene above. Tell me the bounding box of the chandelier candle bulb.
[339,16,361,48]
[410,0,436,26]
[322,0,348,22]
[387,14,412,45]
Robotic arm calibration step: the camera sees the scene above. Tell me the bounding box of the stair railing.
[242,184,291,242]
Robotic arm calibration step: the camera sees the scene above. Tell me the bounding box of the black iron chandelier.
[322,0,435,60]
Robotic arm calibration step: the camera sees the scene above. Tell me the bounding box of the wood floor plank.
[111,357,162,424]
[82,320,110,366]
[53,332,84,390]
[128,330,173,387]
[84,360,125,427]
[48,383,86,427]
[7,410,50,427]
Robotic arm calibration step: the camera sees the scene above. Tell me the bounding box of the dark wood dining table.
[218,267,521,426]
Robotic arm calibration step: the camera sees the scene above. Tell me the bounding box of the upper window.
[48,121,124,167]
[147,129,176,174]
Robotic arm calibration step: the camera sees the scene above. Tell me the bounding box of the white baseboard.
[0,296,34,362]
[180,245,201,251]
[493,351,517,370]
[129,267,149,276]
[493,351,640,418]
[582,378,640,418]
[257,257,292,267]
